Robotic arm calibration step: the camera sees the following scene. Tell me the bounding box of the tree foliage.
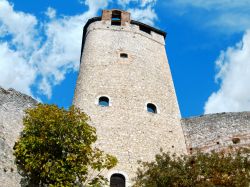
[133,149,250,187]
[13,104,117,187]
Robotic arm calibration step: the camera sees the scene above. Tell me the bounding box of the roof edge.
[80,17,167,61]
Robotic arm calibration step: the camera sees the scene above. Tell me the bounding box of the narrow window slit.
[120,53,128,58]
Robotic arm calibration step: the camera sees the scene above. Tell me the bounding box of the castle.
[0,9,250,187]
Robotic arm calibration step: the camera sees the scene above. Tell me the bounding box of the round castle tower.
[73,9,187,186]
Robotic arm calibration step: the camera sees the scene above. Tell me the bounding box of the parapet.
[80,9,166,60]
[182,112,250,154]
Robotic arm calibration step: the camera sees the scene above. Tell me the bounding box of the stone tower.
[73,9,187,186]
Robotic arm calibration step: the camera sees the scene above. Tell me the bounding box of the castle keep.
[73,10,187,186]
[1,9,250,187]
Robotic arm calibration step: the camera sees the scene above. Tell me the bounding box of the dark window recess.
[139,25,151,34]
[111,10,121,26]
[232,137,240,144]
[147,103,157,114]
[110,174,125,187]
[120,53,128,58]
[99,96,109,107]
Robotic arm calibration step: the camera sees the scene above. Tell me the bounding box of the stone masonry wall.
[74,11,187,186]
[182,112,250,154]
[0,87,37,187]
[2,10,250,187]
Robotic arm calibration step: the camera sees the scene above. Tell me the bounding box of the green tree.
[13,104,117,187]
[133,149,250,187]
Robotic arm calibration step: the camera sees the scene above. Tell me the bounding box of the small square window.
[120,53,128,58]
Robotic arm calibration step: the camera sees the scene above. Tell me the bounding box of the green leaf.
[13,104,117,186]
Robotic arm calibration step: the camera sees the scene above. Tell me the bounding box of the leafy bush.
[134,149,250,187]
[14,104,117,187]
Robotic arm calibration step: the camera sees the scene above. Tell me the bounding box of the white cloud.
[141,0,156,7]
[0,0,159,99]
[118,0,156,7]
[129,6,157,26]
[84,0,109,13]
[45,7,56,19]
[204,30,250,114]
[169,0,250,10]
[164,0,250,33]
[0,0,38,52]
[116,0,158,26]
[0,0,38,95]
[208,13,250,33]
[0,42,36,95]
[118,0,135,7]
[0,0,108,98]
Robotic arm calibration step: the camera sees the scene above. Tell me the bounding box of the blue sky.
[1,0,250,117]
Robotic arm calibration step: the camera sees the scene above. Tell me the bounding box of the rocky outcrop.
[0,87,37,187]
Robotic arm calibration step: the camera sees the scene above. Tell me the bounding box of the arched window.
[110,173,125,187]
[147,103,157,114]
[99,96,109,107]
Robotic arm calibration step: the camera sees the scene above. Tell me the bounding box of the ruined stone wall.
[74,11,187,186]
[0,87,37,187]
[182,112,250,154]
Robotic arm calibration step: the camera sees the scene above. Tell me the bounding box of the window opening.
[99,96,109,107]
[111,10,121,26]
[147,103,157,114]
[120,53,128,58]
[232,138,240,144]
[110,173,125,187]
[139,25,151,34]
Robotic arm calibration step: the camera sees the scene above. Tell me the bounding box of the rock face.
[182,112,250,154]
[0,87,37,187]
